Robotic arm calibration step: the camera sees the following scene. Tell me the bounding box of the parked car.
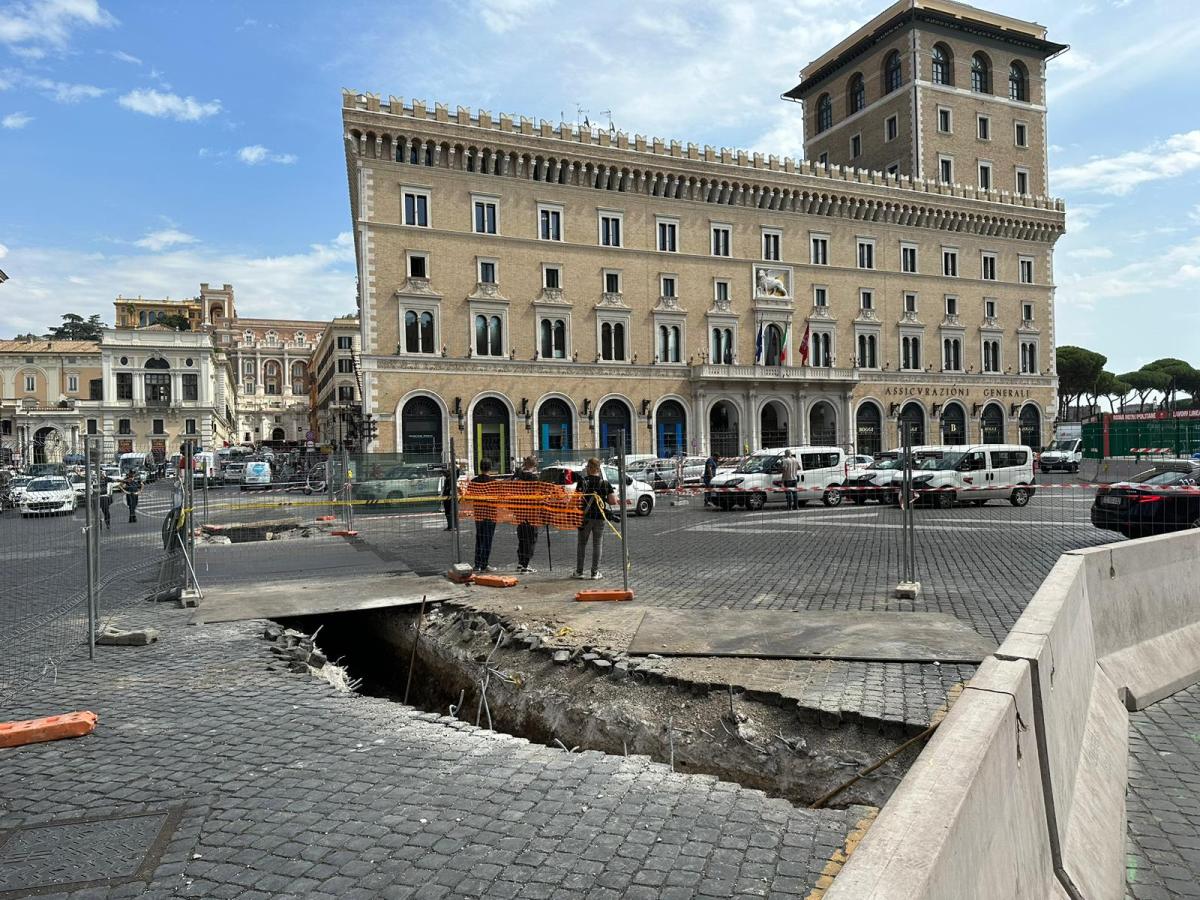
[708,447,847,510]
[908,445,1037,508]
[20,476,78,516]
[354,464,442,504]
[221,461,246,486]
[1039,438,1083,473]
[68,471,87,501]
[539,464,656,516]
[8,474,32,504]
[628,456,708,490]
[240,460,273,490]
[1090,462,1200,539]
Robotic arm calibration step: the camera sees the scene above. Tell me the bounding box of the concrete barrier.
[823,658,1055,900]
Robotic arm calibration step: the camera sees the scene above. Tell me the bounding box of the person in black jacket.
[574,458,617,580]
[513,455,540,573]
[471,460,498,572]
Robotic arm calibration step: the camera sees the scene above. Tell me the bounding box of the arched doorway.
[764,324,785,367]
[760,402,788,448]
[981,403,1005,444]
[808,401,837,446]
[855,403,882,456]
[472,397,511,474]
[898,402,926,446]
[655,400,687,457]
[709,401,740,457]
[598,398,632,455]
[940,402,966,445]
[1019,405,1041,450]
[32,426,62,464]
[402,395,444,459]
[537,398,573,454]
[271,427,286,442]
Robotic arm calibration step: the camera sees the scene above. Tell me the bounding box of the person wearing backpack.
[703,452,719,507]
[573,458,617,580]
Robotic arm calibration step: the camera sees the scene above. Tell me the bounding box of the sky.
[0,0,1198,377]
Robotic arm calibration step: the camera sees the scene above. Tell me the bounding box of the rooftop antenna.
[599,109,615,133]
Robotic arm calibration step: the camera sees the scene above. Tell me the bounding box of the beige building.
[340,3,1065,474]
[311,315,361,449]
[115,295,205,330]
[0,339,102,464]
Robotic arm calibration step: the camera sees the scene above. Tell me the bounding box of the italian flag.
[780,323,790,366]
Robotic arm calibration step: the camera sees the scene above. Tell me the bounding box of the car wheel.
[935,490,954,509]
[1010,487,1031,507]
[822,487,843,507]
[636,495,653,517]
[881,490,897,506]
[745,492,766,511]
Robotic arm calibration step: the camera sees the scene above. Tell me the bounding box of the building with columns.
[0,339,102,465]
[342,0,1066,473]
[310,315,361,450]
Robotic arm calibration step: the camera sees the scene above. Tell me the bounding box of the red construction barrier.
[0,711,98,749]
[575,589,635,602]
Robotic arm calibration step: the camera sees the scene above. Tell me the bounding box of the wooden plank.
[628,608,996,664]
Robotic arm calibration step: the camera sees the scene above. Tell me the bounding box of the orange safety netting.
[458,480,595,530]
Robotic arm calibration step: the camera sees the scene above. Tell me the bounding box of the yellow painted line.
[805,806,879,900]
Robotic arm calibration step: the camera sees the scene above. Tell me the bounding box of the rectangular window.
[938,107,952,134]
[478,259,497,285]
[543,265,561,289]
[945,296,958,316]
[978,161,992,191]
[152,418,165,435]
[860,289,874,311]
[977,115,990,140]
[67,374,78,393]
[336,336,353,349]
[116,372,133,400]
[86,418,97,435]
[1015,121,1028,148]
[604,271,621,294]
[1015,168,1030,196]
[337,358,354,373]
[715,280,730,303]
[813,286,828,308]
[599,212,623,247]
[402,189,429,227]
[89,378,102,400]
[942,249,959,277]
[660,275,676,298]
[885,115,898,142]
[762,230,781,262]
[904,292,917,313]
[857,239,875,270]
[118,418,131,435]
[981,253,997,281]
[337,385,355,403]
[811,234,830,266]
[850,133,862,158]
[1022,302,1034,322]
[985,299,997,319]
[656,219,678,253]
[23,374,34,392]
[538,206,562,241]
[711,224,731,257]
[939,156,954,184]
[901,243,918,274]
[185,418,197,435]
[818,152,828,166]
[473,198,497,234]
[1019,257,1034,284]
[407,253,428,279]
[182,373,199,401]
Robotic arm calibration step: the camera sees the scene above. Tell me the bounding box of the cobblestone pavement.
[1127,683,1200,899]
[1,606,867,899]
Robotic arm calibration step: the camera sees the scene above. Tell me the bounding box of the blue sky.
[1,0,1198,376]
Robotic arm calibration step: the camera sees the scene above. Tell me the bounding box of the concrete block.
[824,658,1055,900]
[95,625,160,646]
[1098,619,1200,710]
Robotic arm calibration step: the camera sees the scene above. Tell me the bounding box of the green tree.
[158,313,191,331]
[1119,368,1169,410]
[48,313,105,341]
[1143,358,1198,410]
[1055,346,1107,417]
[1093,371,1131,413]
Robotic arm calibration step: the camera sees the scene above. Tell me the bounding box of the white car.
[1039,438,1083,473]
[909,444,1037,508]
[9,475,32,504]
[68,472,88,501]
[708,446,847,510]
[20,476,78,517]
[538,464,656,516]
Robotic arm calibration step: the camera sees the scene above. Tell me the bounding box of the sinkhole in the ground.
[279,606,924,810]
[198,519,318,544]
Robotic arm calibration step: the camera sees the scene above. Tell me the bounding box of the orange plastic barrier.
[473,574,519,588]
[0,710,98,748]
[459,481,586,531]
[331,529,359,537]
[575,589,635,602]
[315,515,337,522]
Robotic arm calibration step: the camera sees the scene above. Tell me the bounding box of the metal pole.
[449,437,462,565]
[905,425,916,581]
[617,431,630,593]
[84,435,97,660]
[184,441,196,594]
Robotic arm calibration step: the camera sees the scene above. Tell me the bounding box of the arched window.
[883,51,902,93]
[848,73,865,114]
[294,331,306,346]
[931,44,952,85]
[711,327,733,364]
[971,53,991,93]
[601,322,613,360]
[764,324,784,366]
[406,310,435,354]
[856,403,882,456]
[1009,61,1028,102]
[539,318,566,359]
[243,329,254,344]
[816,94,832,133]
[263,361,280,395]
[265,330,278,346]
[857,334,877,368]
[291,361,307,394]
[657,325,680,363]
[901,335,921,370]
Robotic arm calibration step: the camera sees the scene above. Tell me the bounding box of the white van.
[909,444,1036,508]
[192,451,218,487]
[709,446,846,510]
[1038,438,1083,473]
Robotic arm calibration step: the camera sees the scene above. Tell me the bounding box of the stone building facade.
[0,339,102,464]
[342,0,1065,474]
[310,315,361,450]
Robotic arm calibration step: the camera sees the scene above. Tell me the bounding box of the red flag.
[799,324,811,365]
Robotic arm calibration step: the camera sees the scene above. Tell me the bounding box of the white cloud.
[1065,246,1114,260]
[109,48,140,64]
[0,234,356,335]
[0,0,115,50]
[2,110,32,128]
[1050,19,1200,103]
[133,228,197,251]
[1058,235,1200,312]
[236,144,297,166]
[117,88,221,122]
[1054,131,1200,196]
[1,70,106,103]
[476,0,552,34]
[0,242,8,258]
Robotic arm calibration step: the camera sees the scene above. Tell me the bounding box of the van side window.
[989,450,1027,467]
[961,451,986,471]
[800,452,840,470]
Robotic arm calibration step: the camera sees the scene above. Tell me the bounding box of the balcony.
[690,364,859,383]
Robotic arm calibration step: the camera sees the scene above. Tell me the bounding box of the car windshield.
[918,452,961,471]
[28,478,64,491]
[870,455,901,470]
[1047,440,1077,452]
[1135,469,1198,487]
[735,455,779,474]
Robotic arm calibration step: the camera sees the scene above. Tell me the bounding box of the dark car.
[1090,462,1200,539]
